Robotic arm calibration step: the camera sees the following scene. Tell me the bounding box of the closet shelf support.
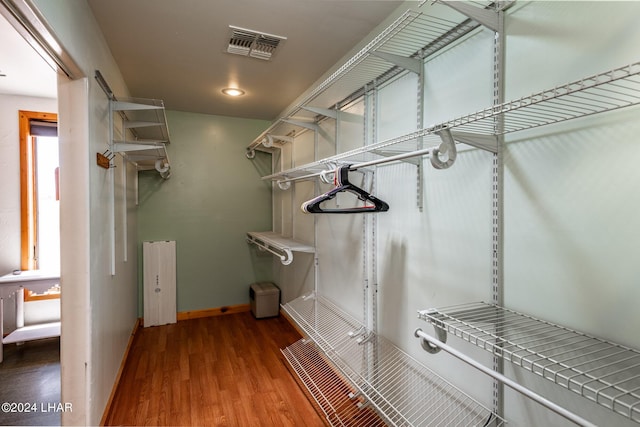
[438,0,501,32]
[282,119,319,132]
[450,131,498,153]
[431,128,457,169]
[414,329,597,427]
[246,232,315,265]
[369,51,422,75]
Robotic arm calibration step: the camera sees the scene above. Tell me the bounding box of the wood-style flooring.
[104,312,326,426]
[0,337,61,426]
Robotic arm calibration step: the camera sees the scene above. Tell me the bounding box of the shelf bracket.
[112,142,165,153]
[111,100,164,112]
[282,119,319,132]
[415,310,448,354]
[370,51,422,75]
[301,106,338,119]
[450,131,498,153]
[246,236,294,266]
[438,1,500,32]
[300,106,363,123]
[276,180,291,190]
[431,128,457,169]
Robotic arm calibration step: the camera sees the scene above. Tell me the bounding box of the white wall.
[29,1,138,425]
[275,2,640,426]
[0,94,57,274]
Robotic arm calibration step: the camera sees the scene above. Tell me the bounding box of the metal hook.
[414,327,447,354]
[431,128,457,170]
[277,180,291,191]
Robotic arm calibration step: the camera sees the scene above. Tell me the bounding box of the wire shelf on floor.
[282,339,386,427]
[283,293,505,426]
[418,302,640,423]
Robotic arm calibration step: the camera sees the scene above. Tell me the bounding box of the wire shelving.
[418,302,640,423]
[283,293,506,426]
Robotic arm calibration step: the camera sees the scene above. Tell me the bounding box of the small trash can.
[249,282,280,319]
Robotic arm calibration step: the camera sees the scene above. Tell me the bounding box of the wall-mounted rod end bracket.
[319,168,335,184]
[277,180,292,191]
[246,149,256,159]
[414,327,447,354]
[262,134,294,148]
[432,128,457,169]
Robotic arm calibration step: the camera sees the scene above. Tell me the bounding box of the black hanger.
[301,165,389,214]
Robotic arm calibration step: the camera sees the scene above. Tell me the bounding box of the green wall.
[138,110,273,314]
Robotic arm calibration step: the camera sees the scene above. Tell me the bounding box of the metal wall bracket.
[370,51,422,75]
[112,142,165,153]
[450,131,498,153]
[282,119,320,132]
[300,106,363,123]
[431,128,457,169]
[414,326,447,354]
[438,0,500,32]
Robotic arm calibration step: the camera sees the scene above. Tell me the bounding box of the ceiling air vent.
[227,25,286,61]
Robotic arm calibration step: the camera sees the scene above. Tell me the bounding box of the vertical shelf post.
[491,3,507,420]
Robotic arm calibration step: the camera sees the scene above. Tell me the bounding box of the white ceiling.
[0,13,57,99]
[86,0,404,120]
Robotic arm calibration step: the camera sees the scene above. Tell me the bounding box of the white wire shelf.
[110,97,171,174]
[263,61,640,184]
[283,293,505,427]
[418,302,640,423]
[246,231,315,266]
[247,4,483,153]
[282,339,387,426]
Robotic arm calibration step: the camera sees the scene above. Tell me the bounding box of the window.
[19,110,59,271]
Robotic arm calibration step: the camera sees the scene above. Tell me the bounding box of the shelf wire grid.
[282,339,386,427]
[283,294,505,426]
[263,61,640,184]
[434,62,640,136]
[418,302,640,423]
[249,5,481,151]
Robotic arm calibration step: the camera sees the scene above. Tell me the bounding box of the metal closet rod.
[275,145,435,185]
[414,329,598,427]
[245,237,293,265]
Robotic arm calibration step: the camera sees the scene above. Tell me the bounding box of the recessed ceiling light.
[222,88,245,97]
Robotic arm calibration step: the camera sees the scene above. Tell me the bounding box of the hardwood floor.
[104,312,326,426]
[0,337,61,426]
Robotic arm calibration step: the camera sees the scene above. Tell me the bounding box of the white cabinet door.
[143,241,176,327]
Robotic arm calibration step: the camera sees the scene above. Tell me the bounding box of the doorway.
[0,8,62,426]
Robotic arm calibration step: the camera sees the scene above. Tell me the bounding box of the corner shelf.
[110,97,171,177]
[418,302,640,423]
[283,293,505,427]
[246,231,314,265]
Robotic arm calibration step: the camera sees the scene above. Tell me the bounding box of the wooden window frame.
[19,110,58,271]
